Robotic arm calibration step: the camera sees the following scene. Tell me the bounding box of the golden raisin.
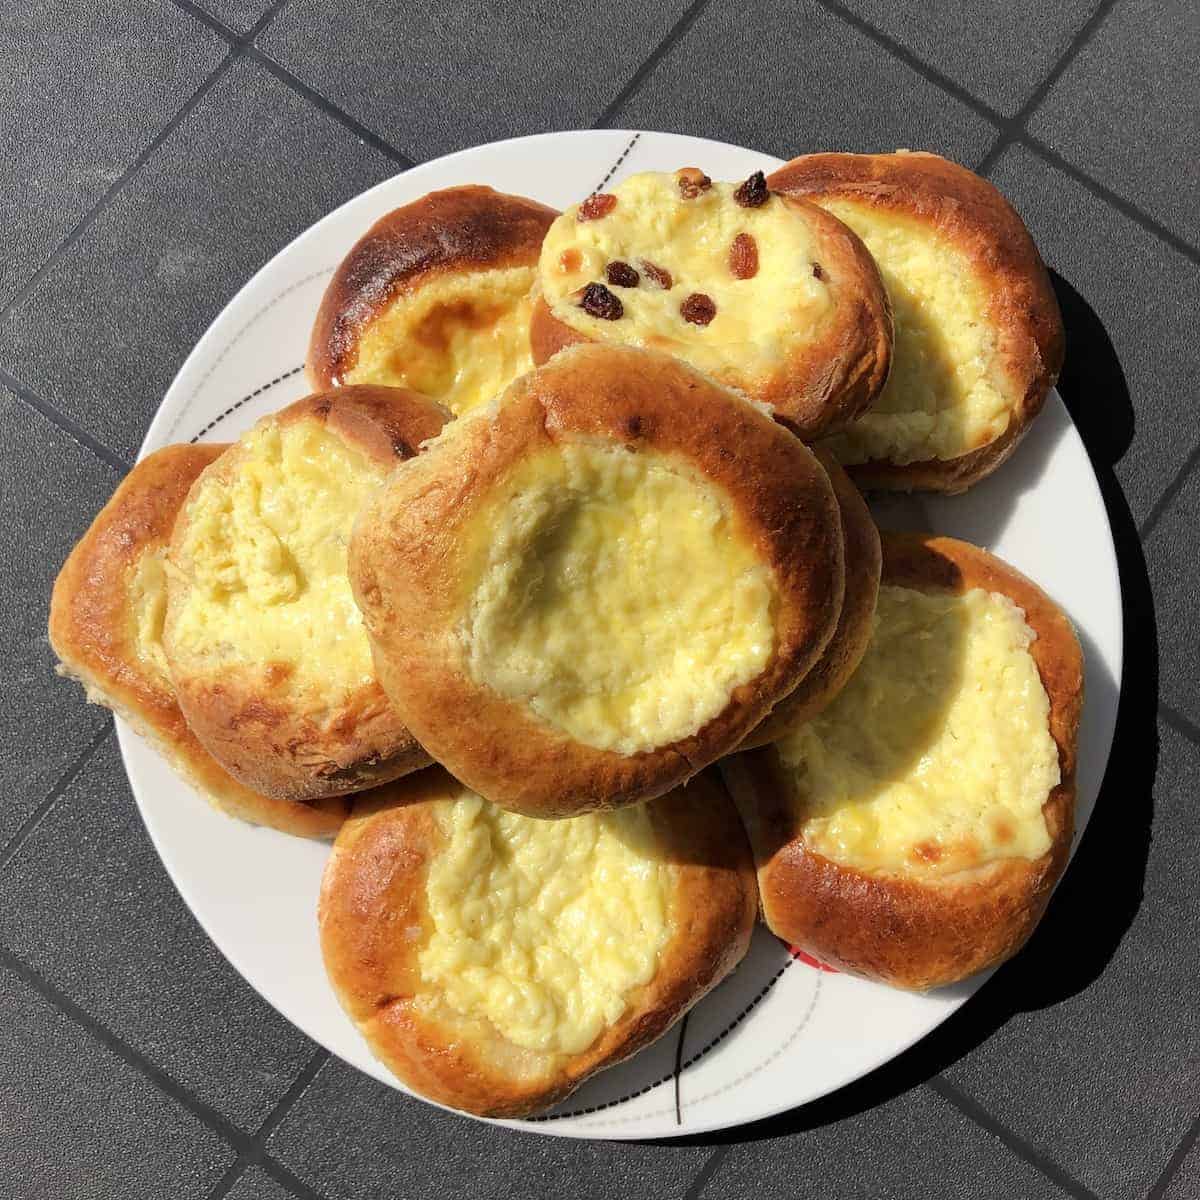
[559,247,582,273]
[734,170,768,208]
[641,259,673,290]
[729,233,759,279]
[680,293,716,325]
[676,167,712,199]
[580,282,623,320]
[606,260,640,288]
[579,193,617,220]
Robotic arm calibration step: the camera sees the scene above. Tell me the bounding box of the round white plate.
[124,130,1122,1140]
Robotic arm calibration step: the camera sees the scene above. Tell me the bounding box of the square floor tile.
[226,1165,296,1200]
[614,0,999,166]
[0,738,317,1131]
[1144,469,1200,729]
[0,0,224,308]
[988,143,1200,525]
[706,1084,1070,1199]
[0,55,398,460]
[1030,0,1200,248]
[834,0,1100,116]
[0,960,232,1198]
[196,0,276,35]
[268,1058,711,1200]
[1162,1133,1200,1200]
[942,718,1200,1199]
[0,392,117,849]
[259,0,690,161]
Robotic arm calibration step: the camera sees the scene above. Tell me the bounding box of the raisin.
[729,233,759,279]
[605,260,640,288]
[580,282,623,320]
[680,293,717,325]
[734,170,769,208]
[812,261,825,280]
[641,259,673,290]
[578,192,617,220]
[676,167,712,199]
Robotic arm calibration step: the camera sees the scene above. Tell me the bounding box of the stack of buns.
[51,151,1081,1118]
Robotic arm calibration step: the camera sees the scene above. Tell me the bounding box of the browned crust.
[528,182,893,441]
[318,767,757,1117]
[165,387,450,803]
[350,344,846,818]
[741,448,880,748]
[769,151,1065,492]
[308,186,558,389]
[724,532,1084,990]
[48,445,350,837]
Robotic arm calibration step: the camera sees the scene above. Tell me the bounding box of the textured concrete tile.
[1030,0,1200,247]
[1162,1132,1200,1200]
[260,0,690,161]
[0,55,397,460]
[268,1058,710,1200]
[0,739,317,1131]
[0,0,224,308]
[226,1166,297,1200]
[0,960,232,1198]
[835,0,1101,116]
[706,1085,1070,1199]
[0,392,117,849]
[942,719,1200,1199]
[1144,468,1200,728]
[989,143,1200,524]
[196,0,275,34]
[615,0,999,166]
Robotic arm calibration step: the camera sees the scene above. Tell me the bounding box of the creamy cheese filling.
[776,585,1059,876]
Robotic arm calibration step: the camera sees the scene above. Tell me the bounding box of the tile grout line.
[1147,1108,1200,1200]
[0,722,113,875]
[929,1077,1102,1200]
[0,50,240,330]
[0,945,331,1200]
[808,0,1004,129]
[1158,703,1200,751]
[201,1048,332,1200]
[1137,433,1200,542]
[682,1145,730,1200]
[976,0,1121,176]
[0,365,131,474]
[592,0,718,128]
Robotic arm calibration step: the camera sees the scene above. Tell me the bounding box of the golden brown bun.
[724,533,1083,990]
[165,388,449,803]
[308,185,557,390]
[319,767,757,1117]
[529,175,892,441]
[48,445,349,837]
[768,151,1064,491]
[741,448,880,748]
[350,344,846,818]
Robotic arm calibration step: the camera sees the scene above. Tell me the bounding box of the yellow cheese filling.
[126,548,171,686]
[816,201,1009,464]
[539,171,834,390]
[344,266,536,416]
[776,585,1059,876]
[420,789,670,1055]
[168,419,382,698]
[458,441,776,755]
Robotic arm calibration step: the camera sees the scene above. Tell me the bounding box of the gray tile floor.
[1,2,1194,1197]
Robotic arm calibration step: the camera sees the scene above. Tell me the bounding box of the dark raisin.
[680,293,717,325]
[676,167,712,199]
[605,260,640,288]
[578,192,617,220]
[812,261,825,280]
[734,170,769,208]
[580,282,623,320]
[729,233,759,280]
[641,259,673,290]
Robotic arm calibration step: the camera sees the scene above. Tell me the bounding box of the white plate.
[123,130,1122,1140]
